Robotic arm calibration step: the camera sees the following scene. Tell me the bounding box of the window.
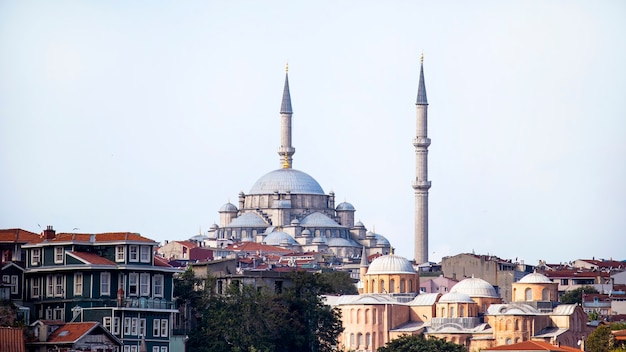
[2,275,7,283]
[160,319,168,337]
[525,288,532,301]
[116,246,125,262]
[140,246,150,263]
[113,317,120,335]
[103,317,112,331]
[74,273,83,296]
[45,307,53,320]
[153,348,159,352]
[153,275,164,297]
[129,273,139,296]
[140,273,150,296]
[101,272,111,296]
[31,249,41,265]
[31,278,40,298]
[124,317,131,335]
[124,347,130,352]
[10,275,18,294]
[139,318,146,337]
[46,275,53,297]
[131,346,137,352]
[131,317,138,335]
[55,275,64,297]
[54,247,64,264]
[153,319,160,337]
[129,246,139,262]
[54,307,63,320]
[561,279,569,285]
[160,347,168,352]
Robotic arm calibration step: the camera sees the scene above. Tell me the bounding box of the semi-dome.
[336,202,355,211]
[518,272,553,284]
[225,212,268,228]
[367,254,415,275]
[439,292,475,303]
[300,212,342,227]
[263,231,298,246]
[327,237,359,247]
[219,202,238,212]
[450,277,499,298]
[249,169,325,195]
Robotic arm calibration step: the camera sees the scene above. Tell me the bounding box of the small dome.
[312,236,327,244]
[225,212,268,228]
[327,237,359,247]
[300,212,342,227]
[290,219,301,226]
[367,254,415,275]
[366,231,376,238]
[519,272,553,284]
[451,277,499,298]
[375,234,390,246]
[336,202,355,211]
[439,292,475,303]
[249,169,325,195]
[301,229,312,236]
[263,231,298,246]
[354,221,365,228]
[219,202,238,212]
[210,223,219,230]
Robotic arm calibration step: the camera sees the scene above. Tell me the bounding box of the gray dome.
[450,277,499,298]
[367,254,415,275]
[336,202,355,211]
[301,212,343,227]
[263,231,298,246]
[220,202,238,212]
[249,169,325,195]
[519,272,553,284]
[439,292,475,303]
[327,237,359,247]
[301,229,312,236]
[375,234,390,246]
[225,212,268,228]
[312,236,327,244]
[354,221,365,228]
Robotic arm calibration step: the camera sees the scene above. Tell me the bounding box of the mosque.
[202,64,408,261]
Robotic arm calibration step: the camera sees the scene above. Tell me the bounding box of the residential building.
[419,274,458,294]
[539,269,613,295]
[20,226,180,352]
[27,320,122,352]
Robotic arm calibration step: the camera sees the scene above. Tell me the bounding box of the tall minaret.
[278,63,295,169]
[413,54,431,264]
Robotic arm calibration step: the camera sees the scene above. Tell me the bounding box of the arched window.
[389,279,395,293]
[506,319,512,330]
[515,319,520,330]
[357,333,363,347]
[356,309,361,324]
[459,306,465,317]
[506,338,512,345]
[513,288,517,300]
[380,280,385,293]
[525,288,532,301]
[542,288,549,301]
[366,333,371,347]
[441,307,446,317]
[450,306,455,318]
[400,279,406,293]
[371,280,376,293]
[350,333,355,346]
[372,308,376,324]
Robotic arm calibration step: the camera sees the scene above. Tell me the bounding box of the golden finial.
[285,62,289,73]
[282,157,290,169]
[420,52,424,63]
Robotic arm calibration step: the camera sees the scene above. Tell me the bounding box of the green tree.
[560,285,599,304]
[586,325,614,352]
[377,334,466,352]
[316,271,358,295]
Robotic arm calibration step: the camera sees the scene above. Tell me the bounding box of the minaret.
[412,54,431,264]
[278,63,295,168]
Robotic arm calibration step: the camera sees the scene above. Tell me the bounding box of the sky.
[1,1,625,265]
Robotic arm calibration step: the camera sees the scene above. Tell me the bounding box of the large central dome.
[249,168,325,195]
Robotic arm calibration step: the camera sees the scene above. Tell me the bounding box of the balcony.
[120,297,176,310]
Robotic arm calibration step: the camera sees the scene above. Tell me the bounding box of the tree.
[586,325,614,352]
[185,270,344,352]
[560,285,599,304]
[315,271,358,295]
[377,334,466,352]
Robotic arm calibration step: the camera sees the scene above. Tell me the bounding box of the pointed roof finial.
[416,54,428,105]
[420,52,424,63]
[280,64,293,114]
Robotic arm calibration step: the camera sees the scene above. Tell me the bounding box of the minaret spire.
[278,63,295,168]
[413,54,431,264]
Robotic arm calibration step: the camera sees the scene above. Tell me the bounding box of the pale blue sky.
[1,1,624,264]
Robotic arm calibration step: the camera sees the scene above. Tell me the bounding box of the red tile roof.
[47,322,98,343]
[175,241,198,249]
[68,252,116,266]
[483,340,578,351]
[51,232,155,243]
[0,228,43,244]
[153,255,173,267]
[0,327,25,352]
[614,329,626,341]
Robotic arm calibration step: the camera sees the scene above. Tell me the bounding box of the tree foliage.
[559,285,599,304]
[586,325,614,352]
[376,334,466,352]
[184,270,344,352]
[315,271,358,295]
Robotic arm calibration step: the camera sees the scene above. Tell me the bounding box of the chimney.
[43,225,56,240]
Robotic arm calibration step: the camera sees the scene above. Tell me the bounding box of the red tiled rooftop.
[153,255,173,267]
[68,252,116,266]
[175,240,198,248]
[0,326,26,352]
[0,228,43,244]
[51,232,155,243]
[47,322,98,343]
[483,340,578,351]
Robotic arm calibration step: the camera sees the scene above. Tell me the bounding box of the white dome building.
[450,276,502,313]
[206,69,392,260]
[361,254,419,295]
[512,272,558,303]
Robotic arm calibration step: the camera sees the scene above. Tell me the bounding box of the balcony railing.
[121,297,176,310]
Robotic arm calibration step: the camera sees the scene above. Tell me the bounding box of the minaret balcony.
[412,180,432,190]
[413,137,431,147]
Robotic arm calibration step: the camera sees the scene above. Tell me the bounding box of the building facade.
[21,226,180,352]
